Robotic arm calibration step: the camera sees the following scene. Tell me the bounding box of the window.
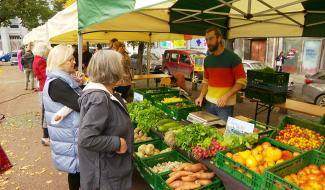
[180,54,190,64]
[171,53,178,62]
[10,25,19,28]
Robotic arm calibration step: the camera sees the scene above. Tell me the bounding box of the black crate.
[245,87,287,105]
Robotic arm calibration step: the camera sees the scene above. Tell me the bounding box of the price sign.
[133,92,144,102]
[225,117,254,135]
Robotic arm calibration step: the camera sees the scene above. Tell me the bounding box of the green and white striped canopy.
[78,0,325,40]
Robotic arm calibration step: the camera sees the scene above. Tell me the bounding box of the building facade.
[0,18,28,55]
[233,37,325,75]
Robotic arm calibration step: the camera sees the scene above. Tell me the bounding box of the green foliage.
[220,133,258,149]
[175,123,222,152]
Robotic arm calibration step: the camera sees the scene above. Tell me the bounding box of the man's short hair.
[206,27,223,38]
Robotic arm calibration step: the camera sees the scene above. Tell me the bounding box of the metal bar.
[230,16,299,29]
[248,0,252,14]
[203,0,241,12]
[146,33,152,88]
[172,10,227,29]
[307,10,325,14]
[266,105,272,125]
[77,32,83,72]
[204,20,228,29]
[173,19,202,24]
[253,11,304,17]
[306,20,325,27]
[171,8,201,13]
[254,102,259,121]
[257,0,303,26]
[172,12,202,23]
[217,0,246,16]
[204,11,243,17]
[137,12,169,24]
[253,0,308,17]
[204,17,227,21]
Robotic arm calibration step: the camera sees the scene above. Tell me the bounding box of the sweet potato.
[195,179,212,186]
[174,182,201,190]
[181,175,197,182]
[169,180,183,188]
[172,163,192,172]
[195,172,215,179]
[166,171,193,184]
[184,163,207,173]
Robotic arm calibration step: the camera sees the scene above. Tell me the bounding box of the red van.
[162,49,205,82]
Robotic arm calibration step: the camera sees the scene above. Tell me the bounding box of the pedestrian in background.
[32,43,50,146]
[95,43,102,52]
[113,41,132,100]
[22,43,35,90]
[78,50,134,190]
[17,45,24,72]
[109,38,118,49]
[43,45,84,190]
[276,51,286,72]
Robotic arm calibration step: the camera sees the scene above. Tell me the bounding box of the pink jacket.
[17,50,23,72]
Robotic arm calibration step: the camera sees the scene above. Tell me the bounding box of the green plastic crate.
[265,150,325,190]
[155,100,201,121]
[271,116,325,152]
[133,140,170,162]
[247,70,289,93]
[245,87,287,105]
[134,87,180,100]
[138,151,192,189]
[215,137,300,190]
[157,172,222,190]
[249,120,275,139]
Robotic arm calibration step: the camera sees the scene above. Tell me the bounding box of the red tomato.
[320,165,325,175]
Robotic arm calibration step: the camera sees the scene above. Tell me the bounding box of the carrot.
[181,175,197,182]
[172,163,192,172]
[195,179,212,186]
[174,182,201,190]
[169,180,183,188]
[166,171,193,184]
[195,172,215,179]
[184,163,207,173]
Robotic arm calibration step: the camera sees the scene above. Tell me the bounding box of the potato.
[184,163,206,173]
[166,171,193,184]
[145,144,154,155]
[195,172,214,179]
[174,182,201,190]
[169,180,183,188]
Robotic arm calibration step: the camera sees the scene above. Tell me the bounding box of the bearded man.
[195,28,247,121]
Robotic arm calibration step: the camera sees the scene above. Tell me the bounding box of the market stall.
[127,87,325,190]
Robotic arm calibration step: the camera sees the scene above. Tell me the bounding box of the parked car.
[302,71,325,106]
[10,51,18,65]
[242,60,266,73]
[130,53,162,73]
[162,49,205,82]
[0,53,11,62]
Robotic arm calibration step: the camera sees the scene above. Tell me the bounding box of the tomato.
[297,170,306,177]
[261,142,271,150]
[307,174,320,182]
[310,167,320,175]
[320,165,325,175]
[308,164,319,171]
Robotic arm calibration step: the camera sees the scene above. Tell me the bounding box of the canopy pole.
[147,32,152,88]
[78,31,83,72]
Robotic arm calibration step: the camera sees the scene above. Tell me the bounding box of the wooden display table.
[132,74,172,87]
[275,99,325,117]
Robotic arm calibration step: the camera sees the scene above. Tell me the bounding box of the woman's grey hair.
[87,50,124,85]
[33,43,50,58]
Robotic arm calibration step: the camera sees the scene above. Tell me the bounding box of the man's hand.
[216,94,230,107]
[195,96,204,107]
[116,138,128,154]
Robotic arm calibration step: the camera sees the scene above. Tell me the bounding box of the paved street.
[0,64,320,189]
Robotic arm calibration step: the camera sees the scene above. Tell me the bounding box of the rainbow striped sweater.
[203,48,247,106]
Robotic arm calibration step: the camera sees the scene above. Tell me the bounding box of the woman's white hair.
[87,50,124,85]
[32,42,50,58]
[47,44,74,73]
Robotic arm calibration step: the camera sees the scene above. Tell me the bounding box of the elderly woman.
[112,41,132,100]
[32,43,50,146]
[78,50,134,190]
[43,45,83,190]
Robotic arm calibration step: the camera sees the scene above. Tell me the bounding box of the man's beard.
[208,42,219,52]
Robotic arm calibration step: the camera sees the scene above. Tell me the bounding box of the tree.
[0,0,55,30]
[128,41,155,74]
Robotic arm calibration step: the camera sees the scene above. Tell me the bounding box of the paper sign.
[225,117,255,135]
[133,92,144,102]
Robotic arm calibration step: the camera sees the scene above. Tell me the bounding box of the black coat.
[78,84,134,190]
